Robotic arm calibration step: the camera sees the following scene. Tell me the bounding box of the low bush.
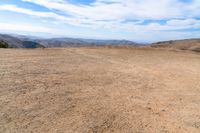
[0,40,8,48]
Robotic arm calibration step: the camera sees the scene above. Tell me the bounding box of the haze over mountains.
[0,34,44,48]
[1,33,200,53]
[0,34,139,48]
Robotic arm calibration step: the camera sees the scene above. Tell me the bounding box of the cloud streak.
[0,22,56,33]
[0,0,199,41]
[21,0,200,20]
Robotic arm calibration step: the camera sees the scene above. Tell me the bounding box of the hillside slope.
[150,39,200,52]
[0,34,44,48]
[0,34,139,48]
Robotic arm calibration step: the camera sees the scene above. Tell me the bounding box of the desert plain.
[0,47,200,133]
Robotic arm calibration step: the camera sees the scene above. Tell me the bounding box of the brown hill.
[0,34,44,48]
[150,39,200,52]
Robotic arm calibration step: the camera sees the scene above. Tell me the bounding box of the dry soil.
[0,47,200,133]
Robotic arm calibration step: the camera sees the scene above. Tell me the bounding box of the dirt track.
[0,47,200,133]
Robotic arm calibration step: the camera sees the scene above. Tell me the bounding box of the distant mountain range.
[0,34,139,48]
[36,38,139,48]
[0,34,44,48]
[1,34,200,52]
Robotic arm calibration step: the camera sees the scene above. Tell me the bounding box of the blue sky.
[0,0,200,42]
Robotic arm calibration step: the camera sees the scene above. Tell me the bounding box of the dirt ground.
[0,47,200,133]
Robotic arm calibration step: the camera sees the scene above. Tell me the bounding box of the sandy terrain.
[0,47,200,133]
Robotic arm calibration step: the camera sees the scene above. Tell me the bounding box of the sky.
[0,0,200,42]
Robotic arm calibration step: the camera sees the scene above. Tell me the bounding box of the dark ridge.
[22,41,45,48]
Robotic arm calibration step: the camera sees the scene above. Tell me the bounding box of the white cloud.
[0,4,69,21]
[18,0,200,32]
[21,0,200,20]
[0,0,200,41]
[131,19,200,32]
[0,22,58,33]
[1,3,199,33]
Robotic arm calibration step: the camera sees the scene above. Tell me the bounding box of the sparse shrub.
[0,40,8,48]
[189,46,200,52]
[169,40,173,44]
